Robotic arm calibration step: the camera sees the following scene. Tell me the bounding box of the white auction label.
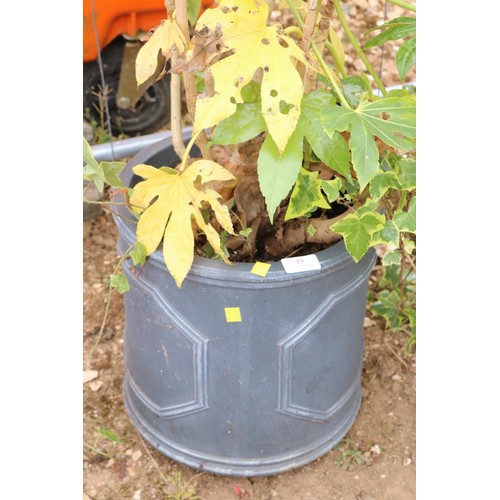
[281,254,321,273]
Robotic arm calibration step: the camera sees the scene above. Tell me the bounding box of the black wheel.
[83,38,170,136]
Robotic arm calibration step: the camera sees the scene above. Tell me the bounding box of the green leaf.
[257,129,303,222]
[369,170,400,200]
[382,250,402,267]
[298,91,351,179]
[239,227,253,238]
[331,211,385,262]
[371,289,402,329]
[187,0,202,26]
[100,161,125,188]
[381,263,400,288]
[356,198,380,216]
[373,219,400,246]
[321,178,342,203]
[130,241,148,266]
[321,95,416,189]
[110,274,130,294]
[98,428,122,444]
[396,36,416,80]
[83,137,105,192]
[285,168,330,221]
[341,76,372,108]
[398,157,416,190]
[364,17,416,48]
[393,197,416,233]
[210,101,266,145]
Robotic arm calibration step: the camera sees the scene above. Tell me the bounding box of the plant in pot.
[84,0,416,477]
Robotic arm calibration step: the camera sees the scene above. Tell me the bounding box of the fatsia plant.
[85,0,417,289]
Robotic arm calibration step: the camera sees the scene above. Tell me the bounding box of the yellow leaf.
[130,160,235,287]
[135,19,186,85]
[194,0,313,152]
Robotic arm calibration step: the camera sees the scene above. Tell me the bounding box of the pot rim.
[113,128,375,285]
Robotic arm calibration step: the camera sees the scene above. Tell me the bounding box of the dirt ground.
[83,1,416,498]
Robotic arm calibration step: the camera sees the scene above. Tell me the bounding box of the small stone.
[270,489,279,498]
[89,380,103,392]
[132,490,141,500]
[380,474,386,479]
[392,374,402,381]
[370,444,381,456]
[83,370,98,383]
[403,457,412,466]
[83,493,92,500]
[132,450,143,462]
[364,317,376,327]
[83,181,103,221]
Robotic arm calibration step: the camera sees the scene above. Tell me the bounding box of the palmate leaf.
[83,137,105,192]
[194,0,312,152]
[321,94,416,189]
[130,161,235,287]
[284,168,330,221]
[331,210,385,262]
[83,137,126,191]
[397,157,416,190]
[393,196,416,233]
[135,19,186,85]
[298,91,351,179]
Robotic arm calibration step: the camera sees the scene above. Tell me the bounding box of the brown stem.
[263,208,355,259]
[299,0,319,80]
[174,0,211,159]
[304,0,335,93]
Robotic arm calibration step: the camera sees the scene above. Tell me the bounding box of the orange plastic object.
[83,0,215,63]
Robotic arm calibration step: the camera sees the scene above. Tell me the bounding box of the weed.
[164,471,202,500]
[333,437,373,470]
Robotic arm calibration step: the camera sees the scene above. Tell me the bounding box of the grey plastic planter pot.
[113,130,377,477]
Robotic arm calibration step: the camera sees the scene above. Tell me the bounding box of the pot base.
[124,376,361,477]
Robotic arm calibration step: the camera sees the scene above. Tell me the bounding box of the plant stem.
[332,0,388,97]
[299,0,319,82]
[386,0,416,12]
[165,1,186,158]
[301,0,319,55]
[285,0,351,108]
[285,0,305,30]
[175,0,211,159]
[180,132,200,171]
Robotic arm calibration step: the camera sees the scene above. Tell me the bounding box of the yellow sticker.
[224,307,242,323]
[251,261,271,277]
